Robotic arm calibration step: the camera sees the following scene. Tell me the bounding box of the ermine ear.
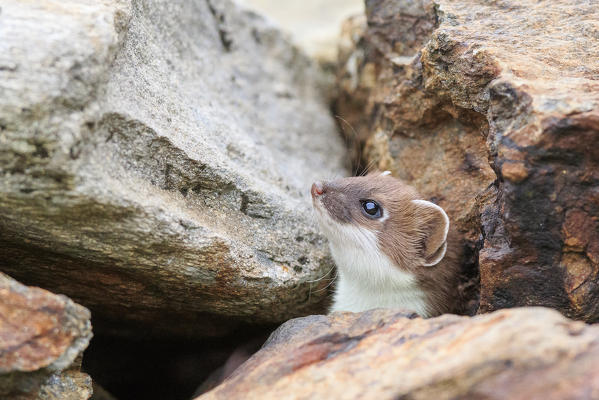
[364,170,391,177]
[410,200,450,266]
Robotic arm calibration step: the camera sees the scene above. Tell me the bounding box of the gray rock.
[0,0,346,337]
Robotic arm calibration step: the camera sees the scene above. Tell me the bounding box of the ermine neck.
[332,271,429,316]
[328,242,429,316]
[329,241,416,289]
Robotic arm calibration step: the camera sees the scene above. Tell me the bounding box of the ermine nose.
[311,181,324,197]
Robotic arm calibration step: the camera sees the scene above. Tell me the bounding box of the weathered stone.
[560,252,592,294]
[198,307,599,400]
[0,272,92,399]
[335,0,599,320]
[0,0,346,337]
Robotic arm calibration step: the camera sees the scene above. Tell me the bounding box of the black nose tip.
[311,181,324,198]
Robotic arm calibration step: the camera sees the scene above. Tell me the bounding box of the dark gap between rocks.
[83,324,273,400]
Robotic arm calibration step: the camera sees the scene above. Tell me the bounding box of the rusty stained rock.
[198,307,599,400]
[0,272,93,399]
[335,0,599,320]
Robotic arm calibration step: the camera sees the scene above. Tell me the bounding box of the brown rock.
[588,238,599,265]
[0,272,92,399]
[560,252,592,293]
[197,308,599,400]
[562,209,595,250]
[501,161,529,183]
[335,0,599,321]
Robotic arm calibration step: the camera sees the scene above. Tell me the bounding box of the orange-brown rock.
[335,0,599,320]
[198,308,599,400]
[0,272,93,399]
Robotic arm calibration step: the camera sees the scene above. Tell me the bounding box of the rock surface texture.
[0,272,93,400]
[335,0,599,319]
[0,0,346,337]
[198,307,599,400]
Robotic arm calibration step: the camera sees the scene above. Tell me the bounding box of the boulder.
[0,0,346,337]
[0,272,93,400]
[335,0,599,320]
[198,307,599,400]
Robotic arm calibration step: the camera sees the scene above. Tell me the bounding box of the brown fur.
[316,173,464,316]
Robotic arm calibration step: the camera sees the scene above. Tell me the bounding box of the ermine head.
[311,172,450,272]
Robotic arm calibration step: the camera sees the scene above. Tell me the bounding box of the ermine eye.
[361,200,382,218]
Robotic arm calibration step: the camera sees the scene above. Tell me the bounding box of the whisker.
[306,265,335,282]
[334,115,358,139]
[361,159,376,176]
[311,270,338,293]
[353,146,362,177]
[334,115,363,177]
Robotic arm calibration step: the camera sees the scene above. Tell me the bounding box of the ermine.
[311,171,463,317]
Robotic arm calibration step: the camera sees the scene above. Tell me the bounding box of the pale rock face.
[0,0,347,337]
